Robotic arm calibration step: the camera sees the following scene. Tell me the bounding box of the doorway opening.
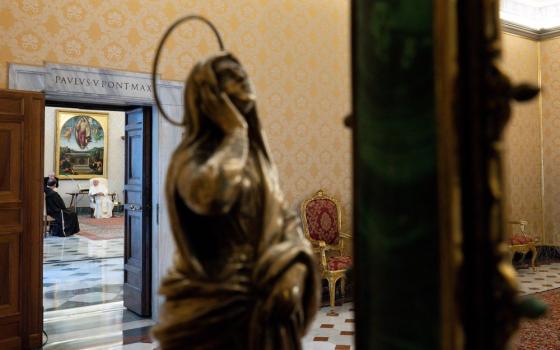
[43,104,125,315]
[42,101,153,330]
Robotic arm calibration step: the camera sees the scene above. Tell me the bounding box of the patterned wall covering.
[502,33,560,246]
[541,36,560,246]
[501,33,543,242]
[0,0,352,231]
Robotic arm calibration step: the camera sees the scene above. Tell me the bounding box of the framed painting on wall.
[55,109,109,179]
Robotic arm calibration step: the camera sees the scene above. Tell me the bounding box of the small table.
[66,190,90,212]
[509,243,537,271]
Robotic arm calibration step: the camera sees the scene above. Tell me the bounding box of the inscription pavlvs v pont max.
[53,75,153,92]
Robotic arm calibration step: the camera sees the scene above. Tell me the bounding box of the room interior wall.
[0,1,351,217]
[541,36,560,245]
[1,0,352,293]
[501,32,560,246]
[501,33,543,242]
[44,106,125,208]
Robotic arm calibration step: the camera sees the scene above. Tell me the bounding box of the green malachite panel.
[353,1,440,349]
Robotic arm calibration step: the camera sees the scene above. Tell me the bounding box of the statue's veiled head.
[182,52,257,145]
[213,55,256,113]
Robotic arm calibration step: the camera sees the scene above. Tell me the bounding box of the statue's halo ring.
[152,15,225,126]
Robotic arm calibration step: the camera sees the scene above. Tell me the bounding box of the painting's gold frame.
[55,109,109,180]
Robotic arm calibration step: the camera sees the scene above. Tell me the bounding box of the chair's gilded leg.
[328,276,336,308]
[531,245,537,271]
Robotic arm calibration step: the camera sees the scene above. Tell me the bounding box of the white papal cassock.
[89,182,114,219]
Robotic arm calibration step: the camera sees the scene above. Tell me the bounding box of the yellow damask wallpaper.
[501,33,543,242]
[0,0,352,230]
[541,36,560,245]
[501,33,560,246]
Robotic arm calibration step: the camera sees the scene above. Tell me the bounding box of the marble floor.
[43,236,355,348]
[43,257,124,311]
[44,216,124,312]
[302,303,355,349]
[40,302,354,350]
[44,235,124,263]
[44,214,124,264]
[41,263,559,349]
[42,303,155,350]
[40,214,356,349]
[517,262,560,295]
[42,217,557,349]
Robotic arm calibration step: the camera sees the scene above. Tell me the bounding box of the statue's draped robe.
[153,53,319,350]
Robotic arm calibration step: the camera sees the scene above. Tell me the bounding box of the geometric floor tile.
[44,215,124,263]
[40,303,354,350]
[44,235,124,263]
[517,262,560,295]
[42,306,155,350]
[41,215,357,348]
[303,303,355,350]
[41,233,551,350]
[43,214,125,313]
[42,298,67,311]
[121,344,158,349]
[69,292,119,303]
[43,257,124,311]
[39,256,543,347]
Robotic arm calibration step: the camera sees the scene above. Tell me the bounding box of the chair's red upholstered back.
[304,198,339,245]
[509,234,534,245]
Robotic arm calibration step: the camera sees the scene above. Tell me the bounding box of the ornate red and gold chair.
[508,220,538,271]
[301,190,352,308]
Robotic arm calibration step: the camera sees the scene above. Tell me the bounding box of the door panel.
[123,107,152,316]
[0,234,20,316]
[0,90,44,349]
[0,122,22,202]
[128,135,143,181]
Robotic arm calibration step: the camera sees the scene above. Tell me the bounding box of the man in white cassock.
[89,179,114,218]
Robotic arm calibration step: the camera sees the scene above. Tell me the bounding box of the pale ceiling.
[500,0,560,29]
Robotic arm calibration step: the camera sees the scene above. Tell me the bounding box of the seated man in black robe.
[45,179,80,236]
[43,172,59,189]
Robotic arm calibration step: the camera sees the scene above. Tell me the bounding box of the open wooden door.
[123,107,152,316]
[0,90,44,349]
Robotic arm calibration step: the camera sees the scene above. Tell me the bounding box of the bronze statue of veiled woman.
[151,37,320,348]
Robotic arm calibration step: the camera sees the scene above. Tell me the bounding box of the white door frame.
[9,63,184,320]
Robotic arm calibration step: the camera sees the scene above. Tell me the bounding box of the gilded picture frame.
[55,109,109,180]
